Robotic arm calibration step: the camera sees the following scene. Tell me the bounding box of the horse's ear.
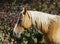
[23,8,27,14]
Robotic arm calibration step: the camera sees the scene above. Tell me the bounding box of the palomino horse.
[13,8,60,44]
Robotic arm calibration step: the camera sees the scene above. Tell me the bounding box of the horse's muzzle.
[13,31,21,38]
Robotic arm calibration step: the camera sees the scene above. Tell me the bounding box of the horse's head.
[13,8,32,38]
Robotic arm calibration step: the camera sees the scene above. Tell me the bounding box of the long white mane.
[27,11,57,27]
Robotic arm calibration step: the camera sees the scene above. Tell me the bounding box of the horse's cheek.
[22,18,32,29]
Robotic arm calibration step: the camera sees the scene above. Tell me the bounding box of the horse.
[13,8,60,44]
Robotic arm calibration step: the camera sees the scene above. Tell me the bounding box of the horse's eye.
[18,19,22,25]
[20,13,22,16]
[20,13,23,18]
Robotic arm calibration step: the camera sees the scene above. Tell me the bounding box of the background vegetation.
[0,0,60,44]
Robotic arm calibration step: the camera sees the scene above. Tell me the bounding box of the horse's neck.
[28,11,57,33]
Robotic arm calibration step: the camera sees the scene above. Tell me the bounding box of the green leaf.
[32,37,37,43]
[58,2,60,8]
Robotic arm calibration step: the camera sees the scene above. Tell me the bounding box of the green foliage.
[58,2,60,8]
[16,26,44,44]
